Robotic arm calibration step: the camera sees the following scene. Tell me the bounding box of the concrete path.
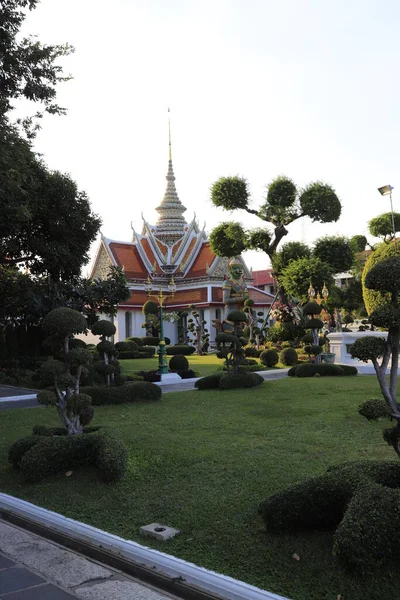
[0,520,176,600]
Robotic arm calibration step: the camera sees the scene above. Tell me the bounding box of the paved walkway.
[0,520,176,600]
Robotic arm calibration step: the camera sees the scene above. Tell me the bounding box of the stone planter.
[321,352,335,364]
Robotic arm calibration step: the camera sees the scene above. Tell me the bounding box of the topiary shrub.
[169,354,189,372]
[126,336,143,346]
[339,365,358,376]
[295,363,344,377]
[260,349,279,367]
[178,369,197,379]
[287,365,299,377]
[81,381,162,404]
[91,319,116,338]
[219,372,264,389]
[244,347,260,358]
[166,345,196,355]
[358,399,391,421]
[9,428,127,483]
[259,460,400,571]
[362,239,397,315]
[115,341,137,352]
[280,347,298,366]
[195,372,224,390]
[306,318,324,330]
[138,346,156,356]
[140,336,171,346]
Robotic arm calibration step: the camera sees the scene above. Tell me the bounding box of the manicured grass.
[0,376,396,600]
[119,352,223,377]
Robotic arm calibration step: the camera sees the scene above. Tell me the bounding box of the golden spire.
[168,107,172,161]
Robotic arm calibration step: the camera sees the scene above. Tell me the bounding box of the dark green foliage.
[280,347,298,366]
[369,304,400,328]
[267,176,297,208]
[304,344,323,356]
[219,372,264,389]
[81,381,162,405]
[365,255,400,294]
[267,322,305,342]
[358,399,391,421]
[8,436,41,468]
[169,354,189,372]
[313,236,354,274]
[299,182,341,222]
[302,332,314,344]
[42,307,87,337]
[195,372,225,390]
[96,340,115,354]
[369,212,400,240]
[226,310,247,322]
[10,429,127,483]
[295,363,344,377]
[259,460,400,570]
[209,221,247,257]
[211,176,250,211]
[126,337,143,346]
[307,318,323,329]
[246,229,272,253]
[37,389,57,406]
[166,345,196,355]
[339,365,358,376]
[91,320,116,338]
[142,301,159,315]
[287,365,298,377]
[260,349,279,367]
[115,341,135,352]
[350,235,367,253]
[138,346,156,356]
[302,301,322,316]
[118,351,154,359]
[69,339,87,349]
[244,347,261,357]
[350,336,387,362]
[140,336,171,345]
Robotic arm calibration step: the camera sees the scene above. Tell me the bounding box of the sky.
[21,0,400,274]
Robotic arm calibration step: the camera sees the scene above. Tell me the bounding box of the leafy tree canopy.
[272,241,311,279]
[281,256,334,302]
[210,175,341,261]
[368,212,400,242]
[313,236,354,274]
[350,234,367,253]
[362,240,397,314]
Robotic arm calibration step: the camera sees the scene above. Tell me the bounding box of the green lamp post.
[144,275,177,375]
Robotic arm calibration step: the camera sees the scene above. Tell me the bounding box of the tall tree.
[368,212,400,243]
[209,176,341,268]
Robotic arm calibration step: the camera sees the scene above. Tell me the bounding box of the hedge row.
[195,372,264,390]
[287,363,358,377]
[118,347,155,359]
[81,381,162,404]
[259,460,400,570]
[8,428,127,483]
[166,345,196,355]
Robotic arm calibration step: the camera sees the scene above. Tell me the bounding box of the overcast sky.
[22,0,400,273]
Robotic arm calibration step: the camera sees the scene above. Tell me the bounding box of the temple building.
[90,133,274,344]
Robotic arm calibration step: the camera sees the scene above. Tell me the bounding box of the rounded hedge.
[126,336,143,346]
[97,340,115,354]
[260,349,279,367]
[169,354,189,372]
[81,381,162,404]
[302,333,314,344]
[362,239,397,314]
[358,398,391,421]
[296,363,344,377]
[226,310,248,322]
[303,301,322,316]
[219,372,264,390]
[307,318,324,329]
[166,345,195,355]
[43,307,87,337]
[244,346,260,358]
[142,300,159,315]
[195,372,225,390]
[141,336,171,346]
[91,320,116,338]
[280,347,298,366]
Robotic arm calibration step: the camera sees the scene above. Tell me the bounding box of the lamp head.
[378,185,394,196]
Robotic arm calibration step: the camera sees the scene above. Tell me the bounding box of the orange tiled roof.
[252,269,275,286]
[172,237,183,258]
[180,237,197,269]
[109,243,147,279]
[186,242,215,277]
[140,238,162,274]
[121,287,208,307]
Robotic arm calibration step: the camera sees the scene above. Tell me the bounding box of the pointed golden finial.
[168,107,172,161]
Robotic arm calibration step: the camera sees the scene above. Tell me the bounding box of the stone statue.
[222,258,248,313]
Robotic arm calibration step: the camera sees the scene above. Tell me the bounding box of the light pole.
[378,184,397,253]
[144,276,176,375]
[308,282,329,305]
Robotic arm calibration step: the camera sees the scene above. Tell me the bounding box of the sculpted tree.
[187,304,210,355]
[350,255,400,456]
[38,308,93,435]
[209,176,341,283]
[369,213,400,243]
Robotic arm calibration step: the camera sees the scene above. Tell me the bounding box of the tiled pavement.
[0,520,174,600]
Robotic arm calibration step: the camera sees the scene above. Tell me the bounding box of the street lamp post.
[308,282,329,305]
[378,184,397,253]
[144,275,176,375]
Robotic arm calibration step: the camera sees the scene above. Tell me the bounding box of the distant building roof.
[252,268,275,286]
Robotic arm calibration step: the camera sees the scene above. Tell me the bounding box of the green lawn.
[0,376,395,600]
[119,352,223,377]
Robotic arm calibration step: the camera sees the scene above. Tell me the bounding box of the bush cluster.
[288,363,358,377]
[8,428,127,483]
[260,349,279,367]
[279,347,298,366]
[244,347,261,358]
[140,336,171,346]
[166,345,196,355]
[195,371,263,390]
[118,347,155,359]
[81,381,162,404]
[259,460,400,570]
[358,398,391,421]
